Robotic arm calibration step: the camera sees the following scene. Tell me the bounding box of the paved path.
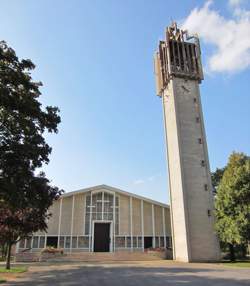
[4,261,250,286]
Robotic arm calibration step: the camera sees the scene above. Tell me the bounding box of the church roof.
[62,184,169,208]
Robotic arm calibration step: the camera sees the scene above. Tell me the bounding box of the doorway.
[94,223,110,252]
[46,236,58,248]
[144,237,153,249]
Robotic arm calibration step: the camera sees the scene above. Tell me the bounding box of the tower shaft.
[154,23,220,262]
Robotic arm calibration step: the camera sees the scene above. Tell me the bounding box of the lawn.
[220,261,250,268]
[0,267,27,284]
[0,267,27,273]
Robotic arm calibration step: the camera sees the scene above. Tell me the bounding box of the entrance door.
[94,223,110,252]
[144,237,153,249]
[46,236,58,248]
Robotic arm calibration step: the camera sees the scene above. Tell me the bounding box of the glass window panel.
[85,212,90,235]
[115,212,119,235]
[155,237,159,248]
[59,236,64,248]
[32,236,39,248]
[65,236,71,248]
[138,237,142,248]
[133,237,137,248]
[86,195,91,213]
[92,194,97,206]
[92,212,96,220]
[127,237,131,248]
[97,202,102,213]
[115,196,119,207]
[115,236,125,248]
[78,236,89,248]
[72,237,77,248]
[39,236,45,248]
[160,237,164,247]
[166,236,172,248]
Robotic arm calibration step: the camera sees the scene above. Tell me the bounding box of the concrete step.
[16,251,167,262]
[49,251,166,262]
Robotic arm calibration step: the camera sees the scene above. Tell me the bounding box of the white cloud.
[229,0,244,7]
[133,179,145,185]
[182,0,250,73]
[133,173,161,185]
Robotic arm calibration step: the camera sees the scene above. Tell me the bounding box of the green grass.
[220,261,250,268]
[0,267,27,273]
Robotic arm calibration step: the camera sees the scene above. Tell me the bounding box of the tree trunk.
[6,242,12,270]
[229,243,235,262]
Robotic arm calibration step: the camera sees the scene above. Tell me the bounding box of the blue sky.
[1,0,249,203]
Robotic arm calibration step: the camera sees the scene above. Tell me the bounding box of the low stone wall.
[16,247,173,262]
[15,251,64,262]
[144,248,173,259]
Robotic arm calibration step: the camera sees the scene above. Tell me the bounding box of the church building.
[17,185,171,253]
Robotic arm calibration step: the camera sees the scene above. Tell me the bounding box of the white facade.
[17,185,172,254]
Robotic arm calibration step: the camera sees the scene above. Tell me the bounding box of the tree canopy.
[211,167,226,193]
[215,152,250,260]
[0,41,62,269]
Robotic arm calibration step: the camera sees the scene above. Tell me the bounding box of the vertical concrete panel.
[154,205,163,236]
[73,194,85,235]
[164,208,171,236]
[60,196,73,235]
[132,198,141,235]
[143,202,153,236]
[47,200,60,235]
[119,195,130,235]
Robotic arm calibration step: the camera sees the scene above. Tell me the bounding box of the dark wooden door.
[94,223,110,252]
[144,237,153,249]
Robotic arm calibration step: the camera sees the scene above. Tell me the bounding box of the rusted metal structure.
[154,22,203,97]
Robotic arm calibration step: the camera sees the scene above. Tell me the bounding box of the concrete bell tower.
[154,23,220,262]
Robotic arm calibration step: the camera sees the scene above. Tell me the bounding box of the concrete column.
[130,196,133,251]
[70,195,75,254]
[141,200,144,251]
[89,192,93,252]
[152,204,155,248]
[162,207,166,248]
[57,198,63,248]
[113,194,116,252]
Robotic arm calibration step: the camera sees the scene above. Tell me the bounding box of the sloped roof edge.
[62,184,169,208]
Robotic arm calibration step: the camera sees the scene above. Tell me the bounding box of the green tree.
[211,167,226,193]
[0,41,63,269]
[215,152,250,261]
